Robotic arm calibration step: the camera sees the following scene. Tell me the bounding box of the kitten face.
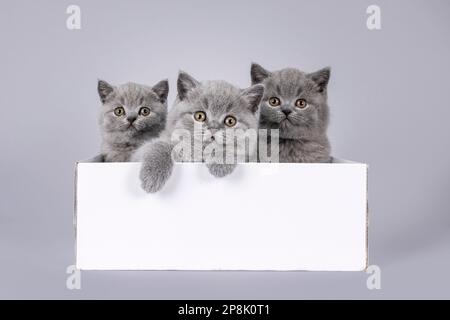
[168,72,264,161]
[251,64,330,140]
[98,80,168,138]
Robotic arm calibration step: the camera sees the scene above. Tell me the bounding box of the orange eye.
[194,111,206,122]
[295,99,308,109]
[224,116,237,127]
[113,106,125,116]
[268,97,280,106]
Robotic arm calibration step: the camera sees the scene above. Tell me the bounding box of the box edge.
[74,161,79,269]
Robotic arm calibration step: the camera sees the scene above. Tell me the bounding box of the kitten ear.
[97,80,114,103]
[152,79,169,103]
[308,67,331,93]
[241,84,265,113]
[177,71,199,100]
[250,63,271,85]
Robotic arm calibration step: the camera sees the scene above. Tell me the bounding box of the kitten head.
[251,63,330,140]
[97,79,168,138]
[168,71,264,161]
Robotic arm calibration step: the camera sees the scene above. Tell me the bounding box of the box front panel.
[76,162,367,271]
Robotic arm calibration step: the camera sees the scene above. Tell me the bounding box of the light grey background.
[0,0,449,299]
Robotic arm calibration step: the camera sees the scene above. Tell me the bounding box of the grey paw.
[206,163,237,178]
[139,141,174,193]
[140,166,170,193]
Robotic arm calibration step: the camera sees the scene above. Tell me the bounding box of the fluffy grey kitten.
[251,63,331,163]
[137,71,264,193]
[97,79,169,162]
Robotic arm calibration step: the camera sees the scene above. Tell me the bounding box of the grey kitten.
[97,79,169,162]
[137,71,264,193]
[251,63,331,163]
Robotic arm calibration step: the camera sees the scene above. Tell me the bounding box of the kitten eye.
[139,107,151,116]
[268,97,281,106]
[113,106,125,116]
[295,99,308,109]
[224,116,237,127]
[194,111,206,122]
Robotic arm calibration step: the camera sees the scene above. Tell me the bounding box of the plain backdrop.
[0,0,449,299]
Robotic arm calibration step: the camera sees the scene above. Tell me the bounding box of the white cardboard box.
[74,157,368,271]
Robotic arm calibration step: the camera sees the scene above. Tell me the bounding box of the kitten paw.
[206,163,237,178]
[139,141,173,193]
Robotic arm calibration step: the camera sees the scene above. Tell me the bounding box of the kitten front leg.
[206,163,237,178]
[139,140,174,193]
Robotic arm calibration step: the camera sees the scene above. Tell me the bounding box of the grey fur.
[97,79,168,162]
[251,63,331,163]
[138,140,173,193]
[138,71,264,193]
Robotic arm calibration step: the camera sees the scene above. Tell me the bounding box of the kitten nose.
[127,115,137,123]
[207,129,219,142]
[282,108,292,116]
